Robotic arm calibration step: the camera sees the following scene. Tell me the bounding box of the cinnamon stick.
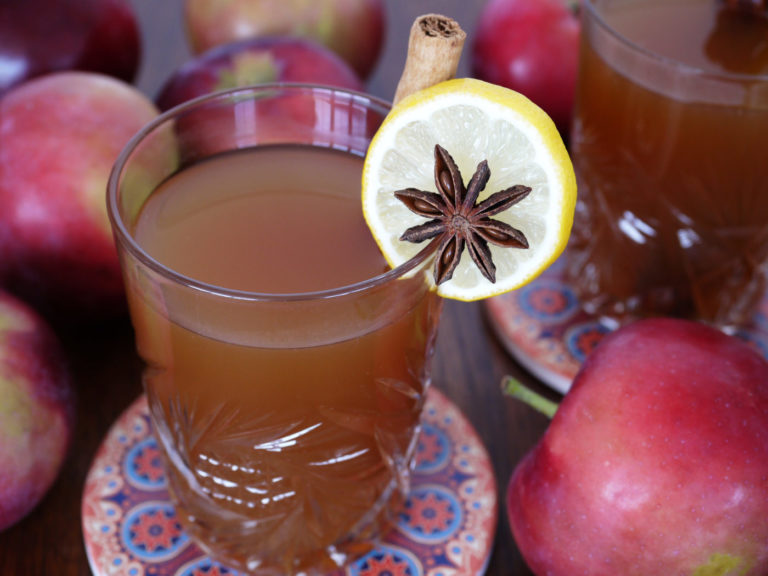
[393,14,466,105]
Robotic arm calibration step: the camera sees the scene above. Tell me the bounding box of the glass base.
[82,388,497,576]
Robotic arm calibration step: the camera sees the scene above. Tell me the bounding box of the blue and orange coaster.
[485,258,768,394]
[82,387,497,576]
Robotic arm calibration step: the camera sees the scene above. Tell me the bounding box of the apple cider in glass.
[567,0,768,328]
[108,86,441,575]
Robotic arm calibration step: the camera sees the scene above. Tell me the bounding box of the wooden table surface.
[0,1,558,574]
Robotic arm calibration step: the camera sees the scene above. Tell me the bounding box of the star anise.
[395,144,531,285]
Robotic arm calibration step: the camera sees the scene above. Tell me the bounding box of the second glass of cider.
[107,85,443,575]
[567,0,768,330]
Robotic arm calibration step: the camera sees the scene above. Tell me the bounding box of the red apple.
[507,318,768,575]
[156,38,376,164]
[0,72,163,318]
[0,0,140,95]
[471,0,579,137]
[156,36,363,111]
[0,289,74,532]
[183,0,385,79]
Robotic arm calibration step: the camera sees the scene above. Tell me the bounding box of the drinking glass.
[566,0,768,330]
[107,84,442,575]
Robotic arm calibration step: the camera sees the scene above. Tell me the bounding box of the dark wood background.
[0,1,557,574]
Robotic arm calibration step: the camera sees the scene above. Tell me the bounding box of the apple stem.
[501,376,559,419]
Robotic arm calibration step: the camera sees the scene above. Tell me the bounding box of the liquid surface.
[127,145,441,574]
[134,145,389,293]
[600,0,768,75]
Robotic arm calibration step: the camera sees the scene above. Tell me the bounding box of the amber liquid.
[127,145,441,574]
[567,0,768,327]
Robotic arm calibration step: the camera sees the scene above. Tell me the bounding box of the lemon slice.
[362,78,576,302]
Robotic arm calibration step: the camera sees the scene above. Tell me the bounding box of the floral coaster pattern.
[82,388,497,576]
[485,258,768,394]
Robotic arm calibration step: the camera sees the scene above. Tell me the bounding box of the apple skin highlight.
[0,72,163,318]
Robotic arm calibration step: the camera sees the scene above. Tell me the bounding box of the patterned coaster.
[485,258,768,394]
[82,388,497,576]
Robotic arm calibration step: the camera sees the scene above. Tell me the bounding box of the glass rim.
[107,82,436,303]
[583,0,768,83]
